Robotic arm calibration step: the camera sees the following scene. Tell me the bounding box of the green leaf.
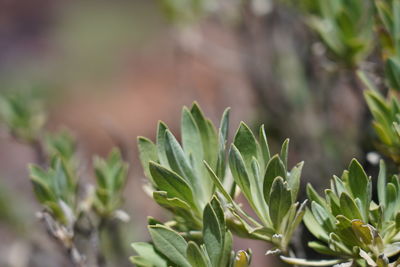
[149,162,197,211]
[131,242,167,267]
[334,216,364,249]
[386,57,400,90]
[164,130,198,187]
[138,137,158,182]
[249,158,269,225]
[156,121,169,167]
[204,161,234,204]
[311,201,334,233]
[308,241,337,256]
[378,160,387,207]
[203,198,224,266]
[181,107,204,170]
[280,139,289,170]
[385,183,397,220]
[325,189,341,217]
[219,108,230,147]
[263,155,286,204]
[220,231,233,266]
[281,200,307,249]
[332,175,346,196]
[216,108,230,179]
[148,225,191,267]
[233,122,260,171]
[348,159,370,213]
[229,145,251,199]
[287,162,303,200]
[259,125,271,169]
[191,102,218,167]
[307,184,327,208]
[153,191,192,211]
[268,177,292,230]
[29,174,56,203]
[186,241,208,267]
[303,209,329,242]
[339,192,363,221]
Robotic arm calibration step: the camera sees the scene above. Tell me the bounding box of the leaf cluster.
[363,87,400,164]
[221,123,305,253]
[0,92,46,142]
[131,197,251,267]
[93,148,129,217]
[375,0,400,91]
[301,0,374,67]
[285,160,400,266]
[137,103,230,230]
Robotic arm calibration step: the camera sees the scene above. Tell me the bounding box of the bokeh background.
[0,0,377,266]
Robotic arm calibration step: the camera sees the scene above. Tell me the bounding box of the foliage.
[131,197,251,267]
[6,1,400,266]
[44,129,77,167]
[29,156,78,226]
[284,159,400,266]
[375,0,400,91]
[137,103,230,231]
[210,123,306,253]
[363,87,400,164]
[93,148,129,217]
[0,92,130,266]
[0,92,46,142]
[300,0,374,67]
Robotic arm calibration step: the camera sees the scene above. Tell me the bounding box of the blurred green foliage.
[0,92,45,142]
[94,148,128,217]
[300,0,374,67]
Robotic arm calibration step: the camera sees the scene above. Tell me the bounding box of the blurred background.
[0,0,377,266]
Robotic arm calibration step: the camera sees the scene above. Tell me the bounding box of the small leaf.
[303,208,329,242]
[339,192,363,221]
[219,107,230,147]
[268,177,292,230]
[307,184,327,210]
[233,122,260,171]
[385,183,397,220]
[131,242,167,267]
[263,155,286,204]
[287,162,303,200]
[280,139,289,170]
[191,102,218,167]
[181,107,204,166]
[148,225,191,267]
[149,162,197,211]
[229,145,251,199]
[348,159,369,213]
[311,201,335,233]
[164,130,198,189]
[378,160,387,207]
[186,241,208,267]
[203,199,224,266]
[308,241,337,256]
[259,125,271,168]
[137,137,158,182]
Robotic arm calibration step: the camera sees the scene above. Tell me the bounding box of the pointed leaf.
[149,225,191,267]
